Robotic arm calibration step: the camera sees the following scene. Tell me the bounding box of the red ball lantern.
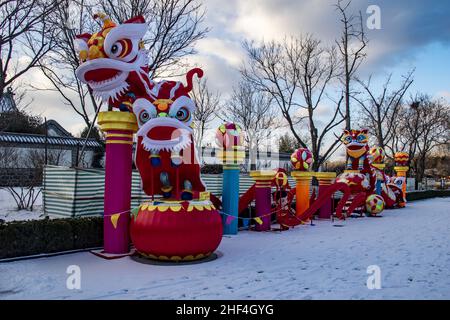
[290,148,314,171]
[130,200,223,261]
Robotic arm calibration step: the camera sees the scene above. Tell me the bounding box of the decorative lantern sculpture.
[290,148,314,218]
[393,152,409,207]
[74,13,222,260]
[216,122,245,234]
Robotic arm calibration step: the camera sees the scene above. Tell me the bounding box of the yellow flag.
[254,217,263,225]
[110,213,120,229]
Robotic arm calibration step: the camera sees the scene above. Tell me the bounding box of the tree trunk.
[345,77,351,130]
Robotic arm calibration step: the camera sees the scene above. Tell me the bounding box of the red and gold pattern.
[394,152,409,166]
[130,200,222,260]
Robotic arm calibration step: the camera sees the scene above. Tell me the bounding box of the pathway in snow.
[1,197,449,300]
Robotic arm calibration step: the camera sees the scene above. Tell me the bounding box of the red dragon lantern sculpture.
[74,14,222,261]
[336,129,404,217]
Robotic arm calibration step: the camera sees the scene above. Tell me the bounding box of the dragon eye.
[109,39,132,59]
[175,107,190,122]
[139,110,150,124]
[357,135,366,142]
[343,136,352,143]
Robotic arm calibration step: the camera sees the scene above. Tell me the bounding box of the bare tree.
[335,0,368,130]
[221,81,276,171]
[353,70,414,154]
[1,150,41,212]
[0,0,60,97]
[27,148,68,168]
[404,96,449,188]
[392,95,450,188]
[241,36,345,170]
[241,39,306,149]
[191,77,220,155]
[29,0,102,128]
[295,35,345,169]
[0,146,19,168]
[98,0,208,77]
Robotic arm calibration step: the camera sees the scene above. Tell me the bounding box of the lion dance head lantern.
[130,69,223,261]
[75,13,152,111]
[74,14,222,261]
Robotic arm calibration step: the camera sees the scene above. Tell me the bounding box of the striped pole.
[98,111,137,254]
[218,147,245,235]
[250,170,276,231]
[315,172,336,219]
[291,171,314,218]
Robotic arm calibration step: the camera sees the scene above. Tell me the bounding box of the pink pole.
[250,171,276,231]
[315,172,336,219]
[98,112,137,254]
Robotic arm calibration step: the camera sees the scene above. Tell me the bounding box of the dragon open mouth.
[137,118,193,153]
[85,68,124,87]
[75,53,148,101]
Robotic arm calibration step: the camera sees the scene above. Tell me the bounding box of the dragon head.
[132,68,203,153]
[341,129,369,159]
[74,13,150,108]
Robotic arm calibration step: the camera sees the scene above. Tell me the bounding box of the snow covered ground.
[0,197,449,300]
[0,188,44,222]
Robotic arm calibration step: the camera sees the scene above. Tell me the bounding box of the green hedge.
[406,190,450,202]
[0,217,103,259]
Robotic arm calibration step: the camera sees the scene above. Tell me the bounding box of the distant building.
[0,119,102,169]
[197,147,292,171]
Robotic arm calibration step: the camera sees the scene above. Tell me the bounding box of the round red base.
[130,200,223,261]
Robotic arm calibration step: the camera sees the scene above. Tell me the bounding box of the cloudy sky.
[24,0,450,153]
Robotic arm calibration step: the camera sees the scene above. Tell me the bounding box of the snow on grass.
[0,188,44,222]
[0,197,449,300]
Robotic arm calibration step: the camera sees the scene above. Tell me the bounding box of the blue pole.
[376,179,382,195]
[222,166,239,234]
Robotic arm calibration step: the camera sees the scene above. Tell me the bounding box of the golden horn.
[93,12,116,29]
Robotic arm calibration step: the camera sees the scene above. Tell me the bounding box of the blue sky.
[24,0,450,148]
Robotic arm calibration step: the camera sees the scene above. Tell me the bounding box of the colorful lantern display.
[130,68,223,259]
[75,13,222,260]
[335,129,406,216]
[290,148,314,171]
[341,129,369,170]
[394,152,409,166]
[215,122,243,150]
[369,146,385,164]
[365,194,385,216]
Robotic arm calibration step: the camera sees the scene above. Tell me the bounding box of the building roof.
[44,119,73,137]
[0,132,102,148]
